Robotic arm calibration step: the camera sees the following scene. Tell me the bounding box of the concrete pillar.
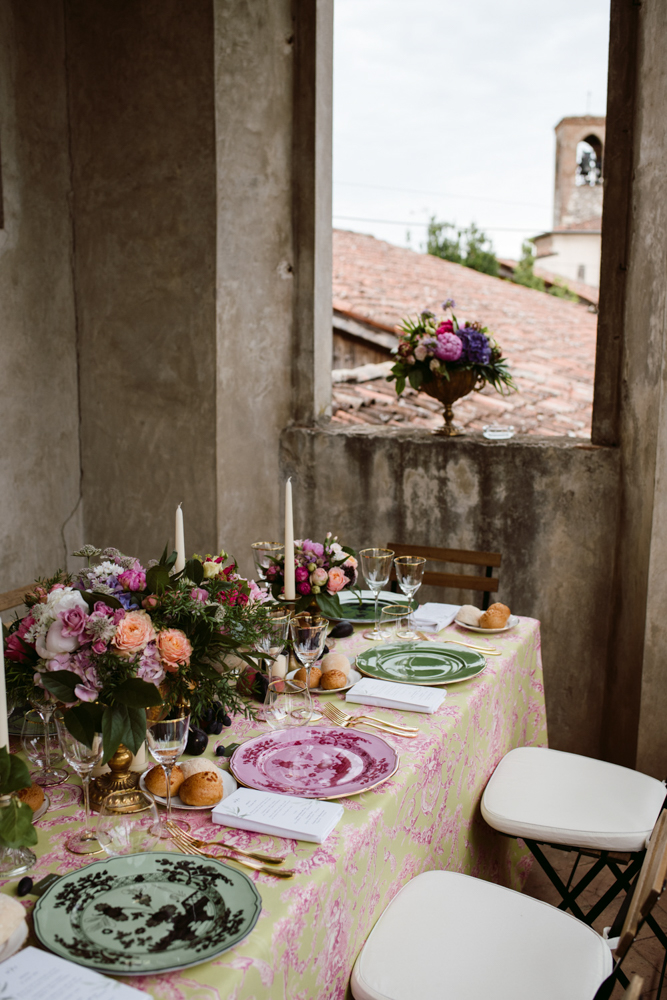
[594,1,667,774]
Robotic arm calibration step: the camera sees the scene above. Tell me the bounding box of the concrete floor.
[522,845,667,998]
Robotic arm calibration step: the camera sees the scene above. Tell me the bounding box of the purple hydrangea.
[459,327,491,364]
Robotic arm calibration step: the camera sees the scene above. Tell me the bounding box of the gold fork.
[166,821,285,865]
[168,823,295,879]
[323,703,419,738]
[415,631,501,655]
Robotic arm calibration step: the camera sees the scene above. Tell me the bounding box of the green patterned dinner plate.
[356,641,487,686]
[334,590,418,622]
[33,852,262,976]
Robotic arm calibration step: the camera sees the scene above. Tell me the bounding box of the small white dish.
[483,424,515,440]
[454,614,520,634]
[32,791,50,822]
[139,768,237,811]
[287,667,361,694]
[0,921,28,963]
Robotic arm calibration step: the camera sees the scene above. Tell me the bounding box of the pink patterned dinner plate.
[229,727,399,799]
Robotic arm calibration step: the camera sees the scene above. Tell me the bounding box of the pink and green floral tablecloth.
[3,617,547,999]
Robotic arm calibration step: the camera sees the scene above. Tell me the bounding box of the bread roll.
[320,669,347,690]
[179,758,218,781]
[145,764,184,797]
[295,666,322,688]
[179,769,224,807]
[456,605,483,627]
[478,602,511,629]
[0,895,25,945]
[17,783,44,813]
[320,653,351,678]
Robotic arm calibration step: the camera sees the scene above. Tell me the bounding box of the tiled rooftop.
[332,229,598,437]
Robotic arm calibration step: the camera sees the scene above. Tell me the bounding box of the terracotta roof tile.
[332,229,597,438]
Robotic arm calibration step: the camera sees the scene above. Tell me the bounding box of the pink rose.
[311,567,328,587]
[156,629,192,672]
[5,633,29,663]
[190,587,209,602]
[142,595,158,610]
[59,605,88,638]
[17,615,34,638]
[113,611,156,655]
[327,566,347,593]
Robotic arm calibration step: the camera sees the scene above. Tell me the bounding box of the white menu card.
[346,677,447,713]
[212,788,344,843]
[0,946,146,999]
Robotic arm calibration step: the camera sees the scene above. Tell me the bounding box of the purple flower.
[459,327,491,364]
[93,601,116,618]
[70,650,102,702]
[190,587,209,602]
[59,606,88,638]
[137,642,165,686]
[302,540,324,558]
[297,580,312,596]
[442,299,456,310]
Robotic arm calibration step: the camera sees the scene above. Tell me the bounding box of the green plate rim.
[32,851,262,976]
[355,641,487,686]
[331,591,418,622]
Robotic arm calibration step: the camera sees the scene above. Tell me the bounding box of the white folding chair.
[350,811,667,1000]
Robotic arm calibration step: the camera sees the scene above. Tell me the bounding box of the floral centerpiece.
[264,534,359,616]
[387,299,516,435]
[3,545,272,764]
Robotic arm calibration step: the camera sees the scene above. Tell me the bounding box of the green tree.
[426,218,499,277]
[548,278,578,301]
[513,241,545,291]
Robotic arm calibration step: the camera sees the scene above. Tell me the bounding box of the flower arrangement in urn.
[264,534,359,616]
[3,545,272,763]
[387,299,516,435]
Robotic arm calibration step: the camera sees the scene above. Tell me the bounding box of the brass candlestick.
[90,743,145,813]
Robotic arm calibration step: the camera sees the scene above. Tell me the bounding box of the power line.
[334,179,548,211]
[332,214,546,233]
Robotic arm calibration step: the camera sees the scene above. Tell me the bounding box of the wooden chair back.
[388,544,502,611]
[621,976,643,1000]
[0,585,32,614]
[616,809,667,960]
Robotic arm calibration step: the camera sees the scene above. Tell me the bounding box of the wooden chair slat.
[616,810,667,960]
[388,543,502,568]
[422,571,500,593]
[0,586,33,613]
[622,976,644,1000]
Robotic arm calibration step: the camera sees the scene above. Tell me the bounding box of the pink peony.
[295,566,309,583]
[436,320,454,334]
[118,560,146,592]
[311,567,328,587]
[297,581,312,596]
[327,566,347,593]
[303,540,324,558]
[157,629,192,672]
[190,587,209,602]
[113,611,156,655]
[434,332,463,361]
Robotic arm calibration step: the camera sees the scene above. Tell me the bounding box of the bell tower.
[553,115,605,230]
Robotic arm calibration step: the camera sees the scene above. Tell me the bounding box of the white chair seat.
[481,747,665,851]
[351,871,612,1000]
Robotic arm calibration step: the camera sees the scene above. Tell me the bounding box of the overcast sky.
[332,0,611,260]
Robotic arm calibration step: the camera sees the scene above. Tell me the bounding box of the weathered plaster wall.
[65,0,217,564]
[0,1,82,588]
[281,426,620,756]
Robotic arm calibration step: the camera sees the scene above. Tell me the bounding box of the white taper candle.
[284,478,296,600]
[174,503,186,574]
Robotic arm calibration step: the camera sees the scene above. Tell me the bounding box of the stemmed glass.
[54,711,104,855]
[28,701,68,786]
[359,548,395,640]
[21,709,64,782]
[146,708,191,838]
[256,609,291,677]
[289,613,329,722]
[251,541,284,589]
[394,556,427,640]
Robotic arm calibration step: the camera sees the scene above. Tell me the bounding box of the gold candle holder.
[90,743,144,813]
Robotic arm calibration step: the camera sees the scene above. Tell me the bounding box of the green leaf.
[146,564,170,595]
[84,591,122,611]
[164,550,178,570]
[123,706,147,755]
[113,678,163,709]
[184,558,204,586]
[408,368,423,390]
[0,749,32,795]
[102,705,127,765]
[159,543,169,565]
[0,748,10,792]
[315,592,343,619]
[395,376,406,396]
[41,670,80,702]
[222,743,240,758]
[0,798,37,848]
[62,704,104,749]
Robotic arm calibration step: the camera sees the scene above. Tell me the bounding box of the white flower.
[36,619,80,660]
[429,358,440,372]
[202,560,219,579]
[27,587,88,659]
[415,345,428,362]
[330,542,345,561]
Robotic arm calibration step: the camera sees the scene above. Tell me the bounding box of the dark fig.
[17,877,33,897]
[222,713,232,727]
[185,726,208,756]
[208,719,223,735]
[323,645,330,656]
[329,620,354,638]
[215,744,227,757]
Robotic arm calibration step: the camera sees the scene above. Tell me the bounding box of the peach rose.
[157,628,192,672]
[327,566,347,594]
[113,611,156,655]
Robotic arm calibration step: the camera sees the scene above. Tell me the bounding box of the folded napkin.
[412,602,461,631]
[212,788,344,844]
[346,677,446,714]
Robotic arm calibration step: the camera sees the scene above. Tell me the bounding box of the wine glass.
[359,548,395,640]
[289,613,329,722]
[256,609,291,676]
[251,541,284,589]
[263,678,310,730]
[54,711,104,855]
[21,709,64,781]
[146,709,191,838]
[97,790,160,856]
[28,701,68,786]
[394,556,427,639]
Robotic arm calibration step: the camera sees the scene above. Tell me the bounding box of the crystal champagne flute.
[29,701,68,786]
[289,613,329,722]
[256,609,291,676]
[359,548,395,640]
[55,711,104,855]
[394,556,427,639]
[146,709,191,838]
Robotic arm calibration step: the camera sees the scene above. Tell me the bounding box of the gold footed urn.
[90,743,144,813]
[420,369,482,436]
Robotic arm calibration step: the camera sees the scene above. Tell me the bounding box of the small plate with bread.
[140,758,237,811]
[288,652,359,693]
[287,667,362,695]
[455,602,519,634]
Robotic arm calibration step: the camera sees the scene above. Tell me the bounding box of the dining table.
[2,614,547,1000]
